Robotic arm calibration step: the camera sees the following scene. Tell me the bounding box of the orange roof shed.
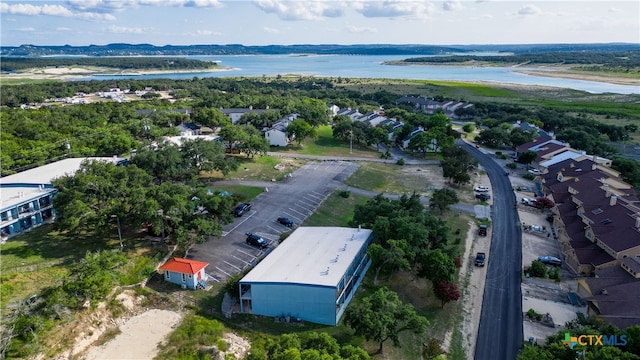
[159,257,208,275]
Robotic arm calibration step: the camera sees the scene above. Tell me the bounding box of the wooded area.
[0,57,218,72]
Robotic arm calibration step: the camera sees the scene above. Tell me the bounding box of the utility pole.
[350,130,353,154]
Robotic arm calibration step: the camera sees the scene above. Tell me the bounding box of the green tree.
[62,250,127,306]
[509,128,536,148]
[517,151,538,165]
[367,240,411,285]
[462,123,475,133]
[370,126,390,150]
[344,287,429,353]
[429,188,459,214]
[408,132,434,155]
[476,127,510,148]
[287,119,316,145]
[417,249,456,282]
[219,125,247,152]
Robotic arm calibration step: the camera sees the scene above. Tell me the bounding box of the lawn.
[0,225,120,306]
[345,162,445,194]
[271,125,382,158]
[203,155,305,182]
[303,191,370,227]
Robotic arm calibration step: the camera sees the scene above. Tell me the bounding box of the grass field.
[345,162,445,194]
[270,125,382,158]
[302,191,370,227]
[204,155,305,181]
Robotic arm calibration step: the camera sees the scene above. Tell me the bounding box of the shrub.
[526,308,537,319]
[506,162,517,169]
[529,260,548,278]
[396,158,405,165]
[522,173,536,181]
[495,151,503,156]
[338,190,351,198]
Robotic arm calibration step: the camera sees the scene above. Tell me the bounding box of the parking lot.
[188,160,359,282]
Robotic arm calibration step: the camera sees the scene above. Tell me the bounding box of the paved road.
[460,140,524,360]
[268,151,440,165]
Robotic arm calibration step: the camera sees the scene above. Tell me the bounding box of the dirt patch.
[82,309,183,360]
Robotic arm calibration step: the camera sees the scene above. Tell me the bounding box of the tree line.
[0,57,218,72]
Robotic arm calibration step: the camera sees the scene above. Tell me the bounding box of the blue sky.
[1,0,638,46]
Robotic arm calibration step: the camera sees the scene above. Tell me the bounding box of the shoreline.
[383,61,640,87]
[0,66,234,81]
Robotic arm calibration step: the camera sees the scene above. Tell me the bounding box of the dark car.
[538,256,562,266]
[233,203,252,217]
[475,193,491,201]
[478,224,488,236]
[277,217,294,227]
[475,252,486,267]
[245,233,268,249]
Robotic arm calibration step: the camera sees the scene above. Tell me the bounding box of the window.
[182,273,186,282]
[164,271,170,280]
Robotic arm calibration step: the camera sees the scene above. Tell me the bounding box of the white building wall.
[265,130,289,146]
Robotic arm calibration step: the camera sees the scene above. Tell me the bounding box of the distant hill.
[1,43,638,57]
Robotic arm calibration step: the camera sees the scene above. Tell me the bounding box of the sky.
[1,0,639,46]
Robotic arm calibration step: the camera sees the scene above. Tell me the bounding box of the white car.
[528,169,542,175]
[474,186,490,192]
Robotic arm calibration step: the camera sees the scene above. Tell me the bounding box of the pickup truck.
[475,252,486,267]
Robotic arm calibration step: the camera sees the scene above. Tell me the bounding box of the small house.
[159,257,209,290]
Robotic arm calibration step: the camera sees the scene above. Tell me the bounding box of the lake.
[86,55,638,94]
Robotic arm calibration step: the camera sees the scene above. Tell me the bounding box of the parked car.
[538,256,562,266]
[474,186,490,192]
[528,169,542,175]
[245,233,268,249]
[233,203,252,217]
[475,193,491,201]
[478,224,488,236]
[277,217,294,227]
[475,252,486,267]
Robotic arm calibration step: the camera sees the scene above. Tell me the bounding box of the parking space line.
[223,211,255,235]
[267,224,282,233]
[306,193,324,201]
[289,207,307,217]
[284,212,302,222]
[300,198,318,208]
[215,267,232,277]
[236,248,256,257]
[206,273,221,282]
[311,191,326,197]
[223,260,242,271]
[294,203,314,213]
[231,254,252,265]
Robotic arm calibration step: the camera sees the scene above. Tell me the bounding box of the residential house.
[576,261,640,329]
[402,127,425,149]
[336,108,363,121]
[541,158,640,275]
[159,257,209,290]
[327,104,340,117]
[265,114,300,147]
[177,122,202,136]
[220,107,278,125]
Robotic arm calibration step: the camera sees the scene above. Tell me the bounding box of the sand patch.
[82,309,183,360]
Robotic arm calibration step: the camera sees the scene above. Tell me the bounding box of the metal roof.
[240,227,372,287]
[0,157,123,211]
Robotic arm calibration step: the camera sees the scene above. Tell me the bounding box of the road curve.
[458,140,524,360]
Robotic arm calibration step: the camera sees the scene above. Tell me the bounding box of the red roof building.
[159,257,209,289]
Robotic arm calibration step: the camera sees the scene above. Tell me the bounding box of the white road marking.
[223,260,242,271]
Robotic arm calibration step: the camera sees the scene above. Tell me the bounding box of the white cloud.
[16,27,36,32]
[196,29,217,35]
[264,26,280,33]
[107,24,144,33]
[517,4,542,16]
[184,0,223,7]
[346,25,378,33]
[353,1,435,19]
[56,27,73,31]
[442,0,462,11]
[1,2,115,20]
[254,0,345,20]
